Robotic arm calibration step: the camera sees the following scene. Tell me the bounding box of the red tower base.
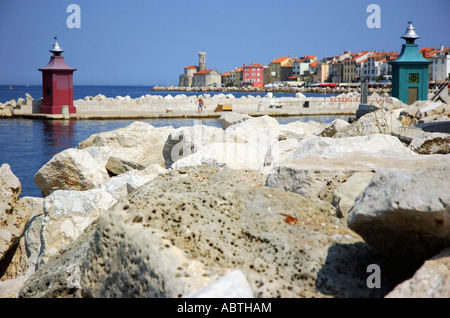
[40,105,77,114]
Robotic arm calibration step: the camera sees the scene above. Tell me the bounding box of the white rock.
[331,172,374,219]
[38,188,117,265]
[102,164,167,199]
[218,113,251,130]
[184,270,253,298]
[163,124,228,168]
[78,122,174,167]
[33,148,110,197]
[347,160,450,258]
[172,142,269,170]
[409,132,450,154]
[318,119,350,137]
[286,134,416,161]
[282,120,325,136]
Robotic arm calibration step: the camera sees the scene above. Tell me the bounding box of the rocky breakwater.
[0,108,449,298]
[72,92,352,115]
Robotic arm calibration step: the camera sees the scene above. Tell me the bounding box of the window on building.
[409,73,419,84]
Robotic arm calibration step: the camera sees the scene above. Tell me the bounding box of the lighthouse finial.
[50,36,64,56]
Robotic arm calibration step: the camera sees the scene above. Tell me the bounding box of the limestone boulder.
[386,247,450,298]
[286,134,416,161]
[20,166,379,298]
[218,113,251,130]
[171,142,270,170]
[18,220,97,298]
[167,117,281,170]
[0,164,33,263]
[163,124,229,168]
[281,120,325,136]
[184,270,253,298]
[33,148,110,197]
[334,109,403,137]
[0,163,21,215]
[266,150,444,204]
[105,156,146,176]
[409,132,450,155]
[318,119,350,137]
[37,189,117,265]
[347,162,450,259]
[331,172,374,219]
[226,115,280,141]
[101,164,167,200]
[264,138,302,168]
[0,276,29,298]
[76,167,360,298]
[77,121,174,167]
[0,197,44,281]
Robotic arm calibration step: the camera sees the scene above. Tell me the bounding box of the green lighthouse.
[389,22,432,105]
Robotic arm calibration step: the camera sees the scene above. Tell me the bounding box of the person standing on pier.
[196,97,204,113]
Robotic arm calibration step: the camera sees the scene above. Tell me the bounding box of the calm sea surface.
[0,85,347,198]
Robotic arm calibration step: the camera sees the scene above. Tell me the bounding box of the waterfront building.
[269,56,290,83]
[232,67,243,87]
[179,52,222,88]
[192,69,222,88]
[309,60,318,76]
[313,61,330,83]
[242,63,264,88]
[221,71,232,87]
[432,49,450,82]
[281,59,294,83]
[390,22,432,105]
[179,65,197,87]
[38,37,76,114]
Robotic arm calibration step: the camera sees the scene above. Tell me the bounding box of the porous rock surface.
[19,165,409,298]
[348,163,450,259]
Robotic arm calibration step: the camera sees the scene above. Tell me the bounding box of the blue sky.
[1,0,449,86]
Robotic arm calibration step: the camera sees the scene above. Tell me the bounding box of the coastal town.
[175,46,449,90]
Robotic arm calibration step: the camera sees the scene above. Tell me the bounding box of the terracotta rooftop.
[184,65,198,69]
[244,63,264,68]
[271,56,290,64]
[194,69,215,75]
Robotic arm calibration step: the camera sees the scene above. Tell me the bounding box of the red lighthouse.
[39,37,77,114]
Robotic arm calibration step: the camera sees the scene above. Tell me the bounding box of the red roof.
[184,65,198,69]
[310,61,318,67]
[243,63,264,68]
[271,56,290,64]
[194,69,218,75]
[39,56,76,71]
